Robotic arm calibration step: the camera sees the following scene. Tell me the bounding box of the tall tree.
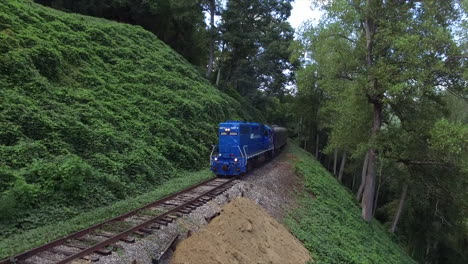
[218,0,295,97]
[291,59,324,155]
[203,0,219,78]
[359,0,381,222]
[295,0,467,262]
[309,0,464,222]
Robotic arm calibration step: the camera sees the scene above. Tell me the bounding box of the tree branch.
[326,33,356,43]
[336,74,355,81]
[397,159,448,166]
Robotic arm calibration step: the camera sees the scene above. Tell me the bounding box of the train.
[210,121,287,176]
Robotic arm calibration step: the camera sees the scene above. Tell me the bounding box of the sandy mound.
[170,197,311,264]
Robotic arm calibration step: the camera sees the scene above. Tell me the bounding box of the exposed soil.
[170,197,311,264]
[95,146,306,264]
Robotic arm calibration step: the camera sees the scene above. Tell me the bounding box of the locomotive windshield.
[219,125,239,137]
[220,131,238,136]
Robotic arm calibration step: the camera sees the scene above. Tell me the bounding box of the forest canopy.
[292,1,467,263]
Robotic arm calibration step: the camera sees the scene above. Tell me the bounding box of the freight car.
[272,125,287,151]
[210,121,287,176]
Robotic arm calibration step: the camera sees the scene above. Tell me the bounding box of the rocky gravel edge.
[96,150,301,264]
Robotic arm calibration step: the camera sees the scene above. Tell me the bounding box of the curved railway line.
[1,177,239,264]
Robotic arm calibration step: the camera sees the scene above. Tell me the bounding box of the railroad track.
[1,177,238,264]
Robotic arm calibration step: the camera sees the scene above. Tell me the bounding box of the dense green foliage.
[286,144,416,264]
[35,0,209,66]
[33,0,298,126]
[218,0,296,98]
[0,169,213,259]
[290,1,467,263]
[0,0,259,236]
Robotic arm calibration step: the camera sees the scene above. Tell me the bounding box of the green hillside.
[286,144,416,264]
[0,0,257,236]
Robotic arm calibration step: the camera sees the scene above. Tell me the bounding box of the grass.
[0,169,213,259]
[285,143,416,264]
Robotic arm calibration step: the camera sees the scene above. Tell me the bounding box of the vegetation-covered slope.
[286,144,416,264]
[0,0,257,234]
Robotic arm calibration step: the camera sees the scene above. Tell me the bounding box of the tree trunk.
[390,183,408,233]
[425,242,431,264]
[315,133,319,159]
[333,149,338,176]
[424,240,438,264]
[361,101,382,222]
[360,0,381,222]
[215,67,221,87]
[352,172,356,191]
[357,152,368,201]
[373,179,380,217]
[298,117,303,145]
[205,0,216,78]
[338,152,347,182]
[373,160,385,216]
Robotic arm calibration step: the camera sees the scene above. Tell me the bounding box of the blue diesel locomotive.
[210,121,287,176]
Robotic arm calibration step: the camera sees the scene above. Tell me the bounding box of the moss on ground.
[286,144,416,264]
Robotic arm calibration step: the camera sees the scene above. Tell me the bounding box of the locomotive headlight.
[234,158,238,162]
[214,157,218,161]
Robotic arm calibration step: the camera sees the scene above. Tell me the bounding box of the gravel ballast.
[95,146,302,264]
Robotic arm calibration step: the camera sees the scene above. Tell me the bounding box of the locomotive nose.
[222,164,229,171]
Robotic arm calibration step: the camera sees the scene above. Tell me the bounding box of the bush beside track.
[0,0,261,239]
[286,144,416,264]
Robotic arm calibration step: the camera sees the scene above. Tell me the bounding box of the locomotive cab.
[210,123,245,176]
[210,121,275,176]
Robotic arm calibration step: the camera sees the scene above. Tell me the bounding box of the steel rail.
[0,177,225,264]
[56,177,237,264]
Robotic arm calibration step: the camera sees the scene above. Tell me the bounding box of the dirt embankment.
[170,197,311,264]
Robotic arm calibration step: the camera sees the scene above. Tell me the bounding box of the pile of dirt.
[170,197,311,264]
